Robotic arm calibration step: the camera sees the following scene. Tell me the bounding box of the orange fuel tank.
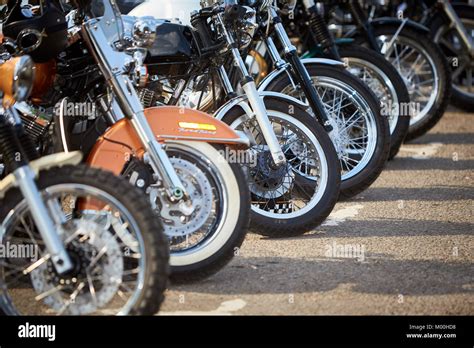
[31,60,56,103]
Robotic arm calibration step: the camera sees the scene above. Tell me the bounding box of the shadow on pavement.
[291,218,473,238]
[407,132,474,145]
[385,157,474,171]
[170,255,473,297]
[351,186,474,201]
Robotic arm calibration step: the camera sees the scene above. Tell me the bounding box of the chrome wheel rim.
[434,18,474,99]
[281,76,378,181]
[0,184,146,315]
[345,57,399,134]
[377,34,439,128]
[229,111,329,219]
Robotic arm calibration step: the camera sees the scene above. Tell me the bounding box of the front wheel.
[220,97,341,237]
[122,141,250,282]
[0,165,169,315]
[360,25,452,141]
[265,65,390,199]
[430,5,474,111]
[338,45,411,160]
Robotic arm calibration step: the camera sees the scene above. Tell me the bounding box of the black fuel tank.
[145,22,196,76]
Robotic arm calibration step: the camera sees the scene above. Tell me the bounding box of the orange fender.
[0,57,19,107]
[86,106,248,175]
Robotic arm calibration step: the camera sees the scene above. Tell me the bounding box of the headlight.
[133,18,158,48]
[13,56,35,102]
[237,6,257,49]
[257,0,272,12]
[279,0,296,14]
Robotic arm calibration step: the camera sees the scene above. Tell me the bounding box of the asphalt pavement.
[159,109,474,315]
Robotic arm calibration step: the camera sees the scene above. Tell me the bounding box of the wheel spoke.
[35,285,65,302]
[466,67,473,93]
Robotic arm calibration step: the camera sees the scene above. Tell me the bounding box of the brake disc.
[249,149,295,199]
[150,157,214,237]
[30,218,123,315]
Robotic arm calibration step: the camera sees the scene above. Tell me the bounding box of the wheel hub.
[150,157,214,237]
[30,219,123,315]
[249,150,294,199]
[256,151,287,183]
[44,241,95,289]
[327,116,350,158]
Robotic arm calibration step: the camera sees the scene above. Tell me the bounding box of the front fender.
[257,58,344,92]
[425,4,472,32]
[213,91,310,121]
[87,106,248,176]
[368,17,430,34]
[0,152,83,199]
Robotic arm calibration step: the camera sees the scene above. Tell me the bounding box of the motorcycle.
[1,0,251,281]
[131,0,343,237]
[127,1,392,199]
[0,54,169,315]
[324,0,452,141]
[280,0,411,160]
[245,0,391,199]
[369,0,474,111]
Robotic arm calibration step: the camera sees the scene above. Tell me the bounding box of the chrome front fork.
[217,14,286,166]
[442,0,474,57]
[113,74,186,199]
[83,21,187,200]
[13,166,73,274]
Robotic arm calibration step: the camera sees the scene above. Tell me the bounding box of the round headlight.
[279,0,296,14]
[257,0,272,12]
[13,55,35,101]
[133,18,158,48]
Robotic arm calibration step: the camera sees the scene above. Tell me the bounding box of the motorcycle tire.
[265,64,390,199]
[220,96,341,237]
[0,165,169,315]
[338,45,411,160]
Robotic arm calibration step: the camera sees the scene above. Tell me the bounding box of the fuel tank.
[128,0,201,26]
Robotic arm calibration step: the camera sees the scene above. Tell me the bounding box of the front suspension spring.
[309,11,341,60]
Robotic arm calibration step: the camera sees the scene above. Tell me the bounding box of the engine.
[0,104,51,178]
[15,102,52,149]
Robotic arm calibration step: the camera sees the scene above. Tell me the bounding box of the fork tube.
[348,0,381,51]
[217,14,286,166]
[442,0,474,56]
[218,65,236,95]
[82,22,186,200]
[270,7,333,131]
[265,36,287,68]
[0,111,72,274]
[13,166,73,274]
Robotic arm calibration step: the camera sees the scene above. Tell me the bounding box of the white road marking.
[158,299,247,316]
[322,204,364,226]
[400,142,443,159]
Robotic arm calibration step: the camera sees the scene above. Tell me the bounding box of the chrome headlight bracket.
[13,55,35,102]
